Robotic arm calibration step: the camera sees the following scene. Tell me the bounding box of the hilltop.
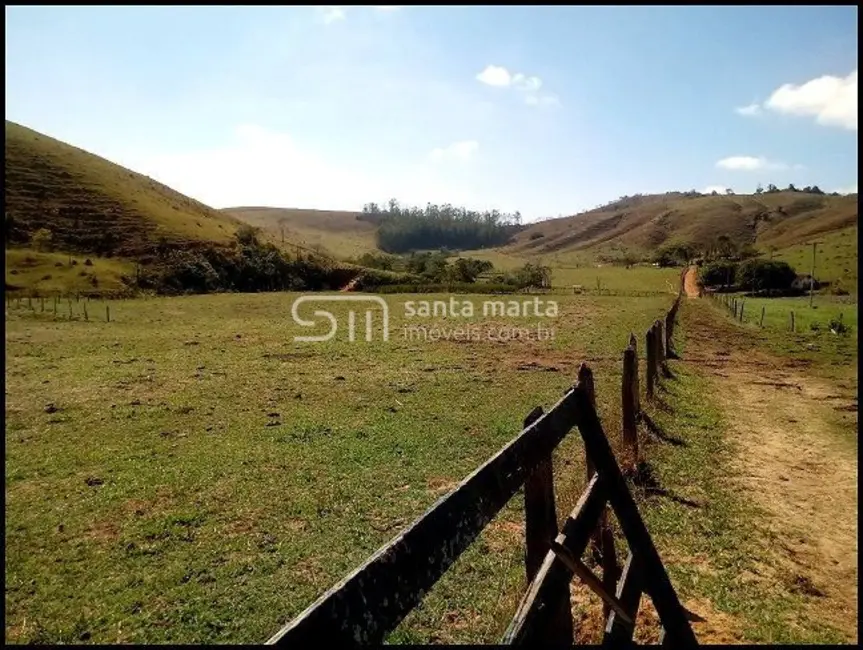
[4,121,358,296]
[508,191,858,261]
[4,120,244,258]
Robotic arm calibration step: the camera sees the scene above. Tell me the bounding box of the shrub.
[528,232,545,241]
[736,259,796,293]
[699,261,738,286]
[31,228,54,252]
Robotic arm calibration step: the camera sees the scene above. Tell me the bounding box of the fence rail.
[268,284,690,645]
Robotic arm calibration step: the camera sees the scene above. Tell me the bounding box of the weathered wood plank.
[571,383,698,646]
[523,406,559,582]
[502,473,607,645]
[267,389,581,646]
[603,552,644,644]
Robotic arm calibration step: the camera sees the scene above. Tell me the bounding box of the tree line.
[360,199,523,253]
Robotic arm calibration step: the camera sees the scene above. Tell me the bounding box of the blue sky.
[5,5,858,221]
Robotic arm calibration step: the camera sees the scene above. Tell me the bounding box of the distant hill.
[508,191,858,260]
[222,207,376,259]
[4,120,244,258]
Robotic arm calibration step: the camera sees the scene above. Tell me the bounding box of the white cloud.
[476,64,559,107]
[735,103,762,117]
[755,69,857,131]
[476,65,513,87]
[702,185,730,194]
[715,155,788,171]
[318,6,346,24]
[429,140,479,162]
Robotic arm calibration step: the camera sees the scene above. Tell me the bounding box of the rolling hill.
[222,207,375,259]
[5,120,245,258]
[507,191,858,259]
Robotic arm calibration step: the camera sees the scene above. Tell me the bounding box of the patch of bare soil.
[683,303,858,642]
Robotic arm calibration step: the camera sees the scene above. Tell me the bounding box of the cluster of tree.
[490,262,552,289]
[755,184,829,195]
[136,226,356,295]
[699,258,798,295]
[362,199,523,253]
[652,243,697,267]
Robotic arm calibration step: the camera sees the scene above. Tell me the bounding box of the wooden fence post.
[521,405,571,639]
[760,306,765,328]
[577,364,619,621]
[106,304,110,323]
[790,310,795,332]
[739,301,744,322]
[646,326,656,399]
[523,406,558,581]
[622,346,639,473]
[654,320,665,377]
[628,333,640,415]
[83,303,88,321]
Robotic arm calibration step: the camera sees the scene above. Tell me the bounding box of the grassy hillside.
[5,120,244,258]
[508,192,858,262]
[222,207,376,259]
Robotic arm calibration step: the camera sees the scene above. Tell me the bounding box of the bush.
[699,261,738,287]
[528,232,545,241]
[736,259,796,293]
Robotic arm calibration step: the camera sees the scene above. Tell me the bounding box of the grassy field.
[773,225,858,297]
[5,270,852,644]
[708,292,857,384]
[5,249,136,297]
[222,207,376,260]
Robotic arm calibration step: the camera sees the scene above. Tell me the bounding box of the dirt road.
[681,300,858,642]
[683,265,700,298]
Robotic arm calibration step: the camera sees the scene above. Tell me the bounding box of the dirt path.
[682,265,700,298]
[681,302,858,641]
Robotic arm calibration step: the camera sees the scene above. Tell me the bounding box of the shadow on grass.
[640,411,687,447]
[632,460,702,509]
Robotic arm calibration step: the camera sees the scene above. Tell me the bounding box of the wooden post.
[523,406,559,581]
[106,304,110,323]
[628,333,640,415]
[40,297,45,312]
[27,296,32,310]
[579,364,598,482]
[577,364,619,621]
[664,309,674,359]
[571,381,698,646]
[654,320,665,375]
[790,310,795,332]
[622,346,639,472]
[83,303,88,321]
[646,326,656,399]
[760,305,765,328]
[739,301,744,322]
[68,301,73,319]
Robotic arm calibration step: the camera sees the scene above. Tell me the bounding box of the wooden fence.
[5,292,113,322]
[267,289,692,646]
[707,291,850,334]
